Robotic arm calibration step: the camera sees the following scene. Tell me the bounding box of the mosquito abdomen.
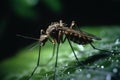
[68,34,93,45]
[64,29,93,45]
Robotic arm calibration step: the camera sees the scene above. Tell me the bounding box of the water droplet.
[108,57,111,61]
[115,47,118,50]
[111,60,114,62]
[101,65,104,69]
[79,69,82,72]
[67,72,70,74]
[70,78,75,80]
[106,74,111,80]
[112,53,114,56]
[86,73,91,78]
[116,59,119,62]
[113,68,118,73]
[45,74,48,77]
[111,50,114,53]
[97,65,100,68]
[115,39,120,45]
[94,63,97,66]
[105,59,107,61]
[65,63,68,66]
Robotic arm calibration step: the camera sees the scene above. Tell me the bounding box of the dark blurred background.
[0,0,120,61]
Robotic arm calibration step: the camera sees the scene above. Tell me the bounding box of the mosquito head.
[39,30,48,46]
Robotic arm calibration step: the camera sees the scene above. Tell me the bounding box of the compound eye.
[51,29,57,33]
[39,35,48,46]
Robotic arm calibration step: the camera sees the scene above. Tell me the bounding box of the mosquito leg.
[46,43,56,65]
[53,43,60,80]
[67,38,83,66]
[27,43,41,80]
[70,21,75,29]
[90,43,111,53]
[69,21,82,32]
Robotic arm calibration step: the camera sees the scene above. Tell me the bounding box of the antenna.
[16,34,39,41]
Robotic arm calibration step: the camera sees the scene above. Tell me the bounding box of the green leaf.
[0,26,120,80]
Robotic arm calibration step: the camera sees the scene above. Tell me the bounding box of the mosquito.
[17,20,111,80]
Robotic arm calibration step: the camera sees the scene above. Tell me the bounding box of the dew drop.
[106,74,111,80]
[79,69,82,72]
[45,74,48,78]
[113,68,118,73]
[67,72,70,74]
[110,50,114,53]
[70,78,75,80]
[108,57,111,61]
[65,63,68,67]
[105,59,107,61]
[115,47,118,50]
[97,65,100,68]
[101,65,104,69]
[111,60,114,62]
[116,59,119,62]
[112,53,115,56]
[114,39,120,45]
[94,63,97,66]
[86,73,91,78]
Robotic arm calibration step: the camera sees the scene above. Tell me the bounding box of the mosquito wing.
[28,42,40,51]
[81,30,101,40]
